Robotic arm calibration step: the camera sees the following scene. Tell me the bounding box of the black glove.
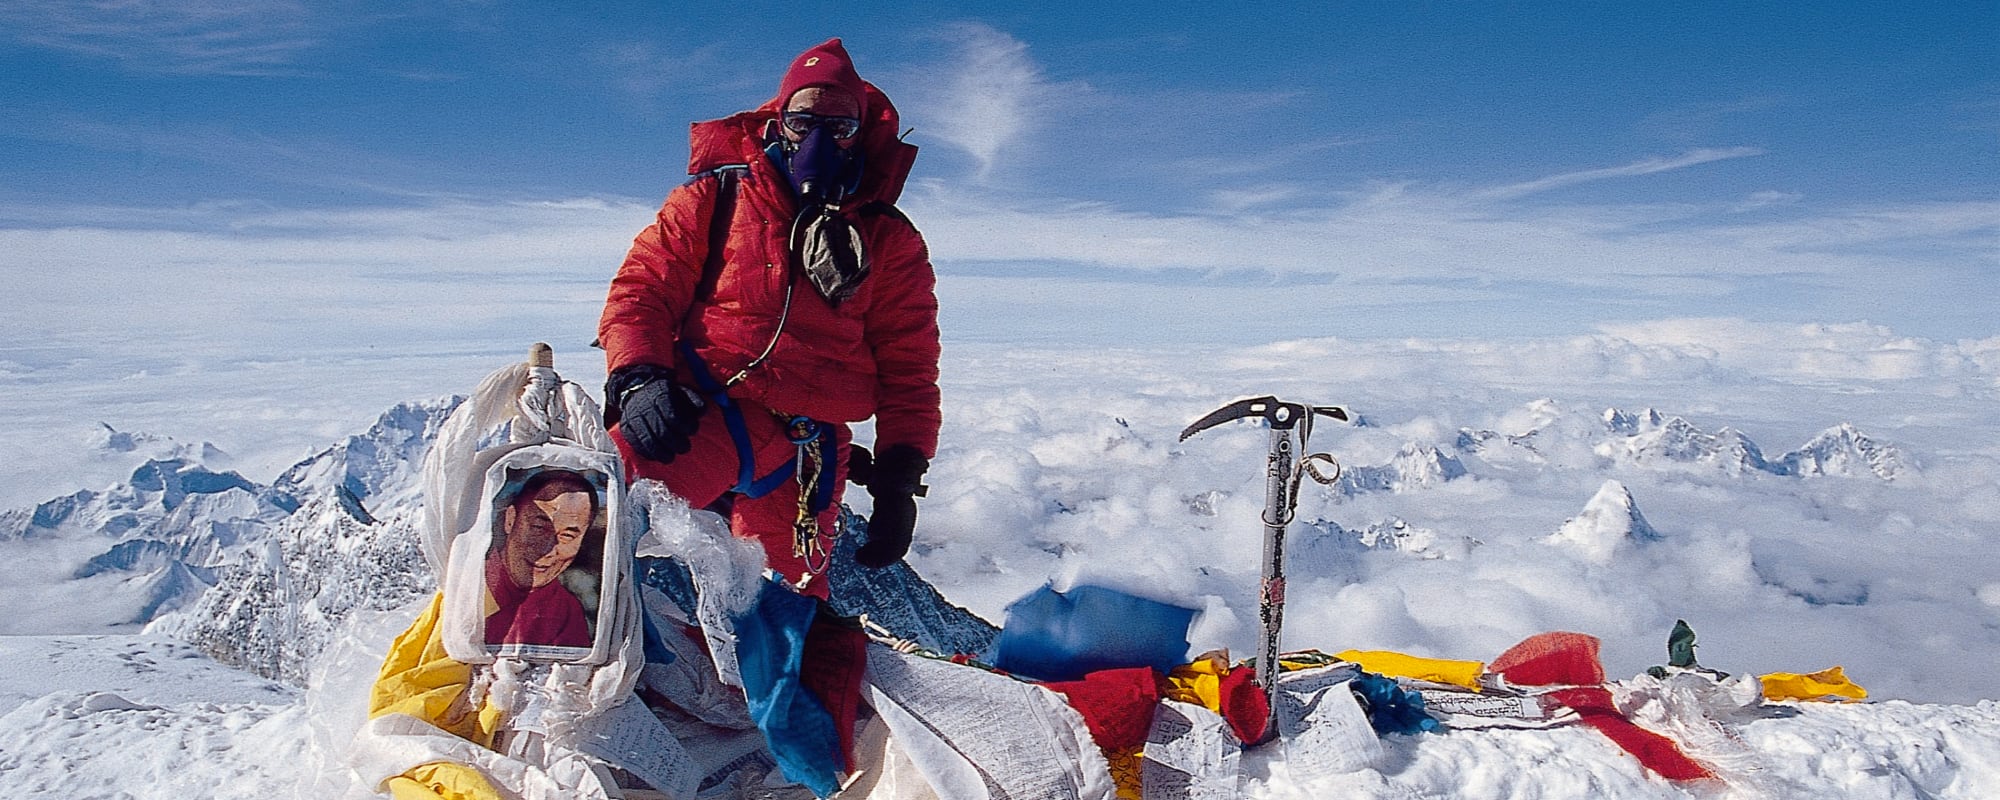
[846,443,875,487]
[856,444,927,568]
[605,364,705,464]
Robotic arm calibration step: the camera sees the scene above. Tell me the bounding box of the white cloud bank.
[15,321,2000,707]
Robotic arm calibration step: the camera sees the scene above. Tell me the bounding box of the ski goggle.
[781,111,862,141]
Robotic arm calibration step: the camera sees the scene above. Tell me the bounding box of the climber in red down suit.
[598,38,939,598]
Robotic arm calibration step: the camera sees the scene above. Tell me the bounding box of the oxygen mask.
[783,120,861,205]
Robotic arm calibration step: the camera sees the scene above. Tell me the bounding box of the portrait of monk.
[484,469,600,648]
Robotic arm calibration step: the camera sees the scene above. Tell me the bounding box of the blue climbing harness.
[676,341,837,515]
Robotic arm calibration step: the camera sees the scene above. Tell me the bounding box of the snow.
[1247,700,2000,799]
[3,322,2000,798]
[0,635,296,716]
[4,635,1999,798]
[0,690,309,799]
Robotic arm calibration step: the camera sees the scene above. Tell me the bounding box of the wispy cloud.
[891,167,1999,343]
[901,23,1063,182]
[2,156,1992,369]
[3,112,486,202]
[0,0,322,76]
[1640,95,1786,141]
[905,172,1996,280]
[1732,190,1804,212]
[1476,147,1766,201]
[1175,135,1366,181]
[597,39,750,113]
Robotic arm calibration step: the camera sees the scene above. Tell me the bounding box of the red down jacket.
[598,81,942,459]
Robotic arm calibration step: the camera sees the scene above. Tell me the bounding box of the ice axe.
[1181,396,1348,742]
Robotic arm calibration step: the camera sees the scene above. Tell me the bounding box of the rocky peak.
[1776,423,1909,481]
[1546,480,1661,563]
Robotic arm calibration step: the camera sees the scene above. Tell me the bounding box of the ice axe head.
[1179,396,1349,440]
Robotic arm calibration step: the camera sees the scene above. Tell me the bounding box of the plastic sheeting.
[630,482,767,686]
[991,584,1197,683]
[1489,631,1606,687]
[1334,649,1485,692]
[1759,666,1868,703]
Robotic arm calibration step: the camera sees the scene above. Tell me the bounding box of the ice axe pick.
[1180,396,1348,742]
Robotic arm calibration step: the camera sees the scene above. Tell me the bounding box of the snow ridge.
[0,393,1935,690]
[1301,516,1479,562]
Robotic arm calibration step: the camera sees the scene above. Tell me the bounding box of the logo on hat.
[805,57,820,66]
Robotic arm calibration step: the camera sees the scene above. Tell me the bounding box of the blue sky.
[1,1,1995,351]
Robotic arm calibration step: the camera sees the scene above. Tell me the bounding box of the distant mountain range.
[0,397,1907,684]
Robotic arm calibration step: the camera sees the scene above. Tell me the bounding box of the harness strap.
[678,341,792,498]
[693,165,746,304]
[676,341,836,512]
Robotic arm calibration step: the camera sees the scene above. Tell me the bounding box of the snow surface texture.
[3,323,2000,798]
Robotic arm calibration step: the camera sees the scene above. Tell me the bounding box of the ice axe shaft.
[1256,423,1293,743]
[1181,396,1346,743]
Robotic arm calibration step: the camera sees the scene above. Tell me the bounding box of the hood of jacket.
[686,80,918,206]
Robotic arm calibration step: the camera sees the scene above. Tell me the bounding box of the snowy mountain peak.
[83,423,228,465]
[1296,516,1480,567]
[1336,443,1468,495]
[1602,406,1666,435]
[127,458,261,513]
[1354,517,1478,560]
[132,560,217,623]
[1507,397,1565,435]
[147,492,433,684]
[1776,423,1910,481]
[271,396,461,513]
[1595,414,1772,476]
[1393,443,1469,481]
[14,459,269,541]
[86,422,162,453]
[1546,480,1661,563]
[7,489,98,539]
[0,455,294,635]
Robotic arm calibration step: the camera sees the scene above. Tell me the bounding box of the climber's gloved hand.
[856,444,927,568]
[846,443,875,487]
[606,364,705,464]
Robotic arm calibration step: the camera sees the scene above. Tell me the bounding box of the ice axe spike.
[1182,396,1349,744]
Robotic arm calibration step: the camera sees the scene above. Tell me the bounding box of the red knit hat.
[778,38,867,115]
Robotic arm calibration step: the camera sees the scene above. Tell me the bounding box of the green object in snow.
[1667,619,1698,668]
